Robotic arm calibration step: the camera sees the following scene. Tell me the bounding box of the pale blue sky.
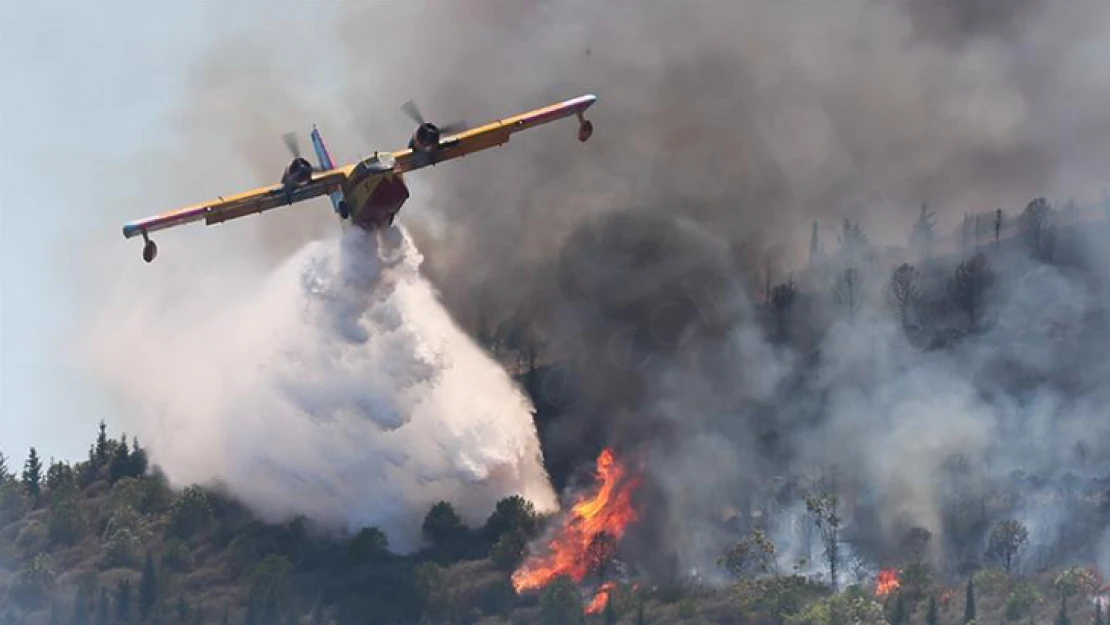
[0,1,343,467]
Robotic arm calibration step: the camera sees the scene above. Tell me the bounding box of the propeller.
[401,99,468,136]
[282,132,303,160]
[402,99,425,126]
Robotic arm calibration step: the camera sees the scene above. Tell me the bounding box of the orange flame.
[585,581,617,615]
[511,448,641,596]
[939,589,954,607]
[875,569,901,597]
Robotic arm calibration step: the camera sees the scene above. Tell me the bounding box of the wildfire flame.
[511,448,641,603]
[939,589,955,607]
[585,581,617,615]
[875,569,901,597]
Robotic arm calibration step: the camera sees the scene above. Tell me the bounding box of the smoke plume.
[77,0,1110,580]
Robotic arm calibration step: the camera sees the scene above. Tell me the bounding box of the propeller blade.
[438,120,468,136]
[282,132,302,159]
[401,99,425,125]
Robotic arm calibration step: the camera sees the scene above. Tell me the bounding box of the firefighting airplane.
[121,94,598,262]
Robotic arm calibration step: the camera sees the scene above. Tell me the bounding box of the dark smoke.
[82,0,1110,582]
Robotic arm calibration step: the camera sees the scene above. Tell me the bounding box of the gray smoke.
[76,0,1110,579]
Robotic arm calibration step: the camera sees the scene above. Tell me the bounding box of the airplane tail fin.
[311,125,348,218]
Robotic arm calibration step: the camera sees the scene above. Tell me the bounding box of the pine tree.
[927,596,939,625]
[636,597,646,625]
[129,439,148,478]
[0,450,10,483]
[1095,600,1103,625]
[139,551,158,620]
[95,422,110,466]
[22,447,43,505]
[109,436,131,484]
[966,577,977,624]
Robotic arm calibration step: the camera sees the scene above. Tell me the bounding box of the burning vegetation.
[511,448,642,613]
[875,569,901,597]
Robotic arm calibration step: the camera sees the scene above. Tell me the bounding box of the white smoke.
[82,225,557,552]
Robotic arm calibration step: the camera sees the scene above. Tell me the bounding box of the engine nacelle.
[282,157,314,186]
[409,122,441,152]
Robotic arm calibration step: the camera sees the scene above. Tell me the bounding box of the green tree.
[48,495,86,546]
[45,460,76,498]
[95,421,110,467]
[604,592,617,625]
[127,439,148,479]
[1053,568,1099,601]
[483,495,538,540]
[139,552,158,620]
[986,520,1029,574]
[891,593,907,625]
[166,485,213,539]
[1056,595,1070,625]
[966,577,977,624]
[247,555,293,625]
[22,447,43,506]
[7,553,57,611]
[718,528,777,579]
[927,596,939,625]
[422,501,465,548]
[1006,581,1043,621]
[97,588,110,625]
[115,579,131,624]
[347,526,389,565]
[1019,197,1054,262]
[71,573,96,625]
[109,436,131,484]
[1095,600,1103,625]
[911,202,936,259]
[785,586,886,625]
[806,489,842,591]
[539,576,586,625]
[0,450,11,483]
[949,253,992,329]
[490,528,527,572]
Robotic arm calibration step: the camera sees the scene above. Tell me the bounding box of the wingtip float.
[121,93,599,263]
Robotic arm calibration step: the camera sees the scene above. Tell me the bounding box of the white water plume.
[84,225,557,552]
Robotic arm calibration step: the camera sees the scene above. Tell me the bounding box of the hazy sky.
[0,2,345,466]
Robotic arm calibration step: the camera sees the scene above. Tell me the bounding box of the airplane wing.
[121,167,352,240]
[390,93,598,173]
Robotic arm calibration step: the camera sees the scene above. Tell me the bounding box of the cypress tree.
[892,593,907,625]
[139,552,158,620]
[96,589,110,625]
[927,596,939,625]
[1056,595,1070,625]
[1095,601,1104,625]
[966,577,977,624]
